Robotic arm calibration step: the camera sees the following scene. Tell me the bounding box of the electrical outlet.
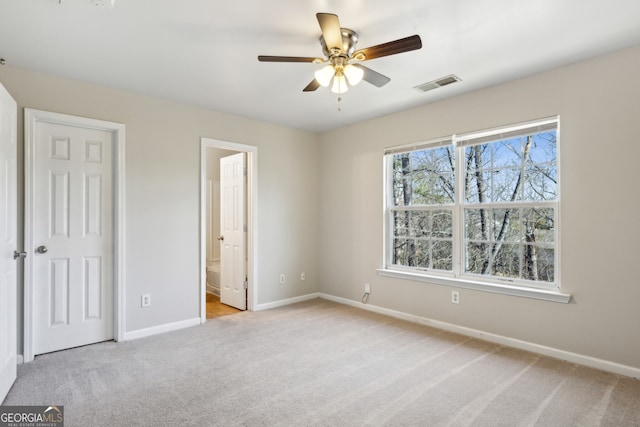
[141,294,151,308]
[451,290,460,304]
[364,283,371,294]
[301,272,305,281]
[280,274,286,284]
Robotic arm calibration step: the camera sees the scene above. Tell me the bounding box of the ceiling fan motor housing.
[320,28,358,58]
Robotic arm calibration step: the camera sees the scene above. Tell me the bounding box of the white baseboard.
[19,291,636,379]
[253,292,321,311]
[318,293,640,380]
[124,317,201,341]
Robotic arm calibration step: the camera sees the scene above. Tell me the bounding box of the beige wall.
[319,45,640,369]
[0,66,321,353]
[3,44,640,370]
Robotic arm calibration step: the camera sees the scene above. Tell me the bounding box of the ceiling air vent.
[414,74,461,93]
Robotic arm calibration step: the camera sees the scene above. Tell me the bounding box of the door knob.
[217,236,224,241]
[36,245,48,254]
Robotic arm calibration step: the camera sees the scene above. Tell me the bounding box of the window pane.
[414,240,430,268]
[521,245,555,282]
[467,144,490,169]
[522,208,554,244]
[528,131,557,164]
[492,167,521,202]
[492,139,522,168]
[533,247,555,282]
[392,146,455,207]
[393,211,410,237]
[432,210,452,238]
[524,131,557,201]
[411,211,430,238]
[391,208,453,271]
[465,132,557,204]
[465,209,488,241]
[491,208,522,242]
[524,166,557,201]
[393,238,411,265]
[492,243,521,279]
[465,170,491,203]
[465,242,488,274]
[433,240,453,270]
[392,154,411,206]
[415,172,454,204]
[421,146,455,175]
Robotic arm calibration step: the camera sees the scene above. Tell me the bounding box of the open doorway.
[200,138,257,322]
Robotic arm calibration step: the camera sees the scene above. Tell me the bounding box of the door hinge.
[13,250,27,260]
[244,279,248,289]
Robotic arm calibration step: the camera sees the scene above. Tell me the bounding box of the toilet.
[206,260,221,295]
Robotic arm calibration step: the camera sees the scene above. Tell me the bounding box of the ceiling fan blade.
[258,55,323,63]
[317,13,343,52]
[353,35,422,61]
[303,79,321,92]
[353,64,391,87]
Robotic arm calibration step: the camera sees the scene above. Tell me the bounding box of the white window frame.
[379,117,571,303]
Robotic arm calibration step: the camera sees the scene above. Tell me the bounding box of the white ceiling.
[1,0,639,133]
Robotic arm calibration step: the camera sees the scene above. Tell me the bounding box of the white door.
[219,153,246,310]
[0,83,17,402]
[32,120,114,355]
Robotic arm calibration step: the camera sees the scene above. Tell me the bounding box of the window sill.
[376,269,572,303]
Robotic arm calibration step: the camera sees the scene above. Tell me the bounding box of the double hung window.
[384,117,559,290]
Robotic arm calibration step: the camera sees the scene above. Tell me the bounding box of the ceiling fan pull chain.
[337,96,342,112]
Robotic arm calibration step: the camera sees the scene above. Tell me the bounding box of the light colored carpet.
[3,298,640,426]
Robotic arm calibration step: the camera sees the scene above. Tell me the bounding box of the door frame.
[0,82,17,402]
[23,109,126,363]
[200,137,257,320]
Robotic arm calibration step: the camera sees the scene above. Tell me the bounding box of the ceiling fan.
[258,13,422,95]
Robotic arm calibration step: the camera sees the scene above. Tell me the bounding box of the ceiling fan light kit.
[258,13,422,107]
[315,65,335,87]
[315,62,363,93]
[343,64,364,86]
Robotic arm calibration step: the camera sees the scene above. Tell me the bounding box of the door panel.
[219,153,246,310]
[33,121,113,355]
[0,82,17,403]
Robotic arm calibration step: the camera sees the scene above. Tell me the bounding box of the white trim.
[18,289,638,379]
[123,317,201,341]
[253,293,321,311]
[189,289,638,379]
[23,109,126,362]
[376,269,571,303]
[200,138,258,321]
[317,293,639,379]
